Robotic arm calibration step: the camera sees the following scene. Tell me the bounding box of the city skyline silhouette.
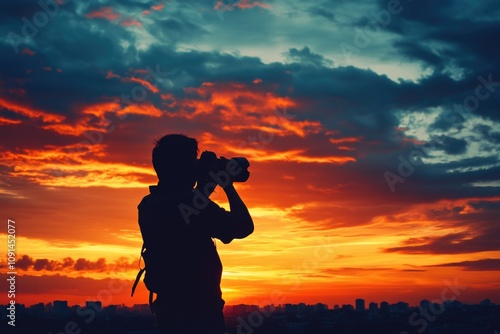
[2,298,499,334]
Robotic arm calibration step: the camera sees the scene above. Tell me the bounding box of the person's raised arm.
[222,183,253,239]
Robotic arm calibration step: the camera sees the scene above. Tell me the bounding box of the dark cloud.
[431,135,468,155]
[307,6,335,21]
[384,224,500,255]
[425,258,500,271]
[430,108,466,131]
[401,269,426,272]
[34,258,56,271]
[1,255,135,273]
[392,40,445,70]
[74,258,107,271]
[0,0,73,24]
[475,124,500,144]
[320,267,394,276]
[385,232,477,254]
[16,254,35,270]
[286,47,334,67]
[382,199,500,254]
[381,0,500,92]
[395,0,455,25]
[430,21,500,71]
[153,16,209,43]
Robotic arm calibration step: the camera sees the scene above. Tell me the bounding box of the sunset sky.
[1,0,499,310]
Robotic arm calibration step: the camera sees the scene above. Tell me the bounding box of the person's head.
[152,134,198,189]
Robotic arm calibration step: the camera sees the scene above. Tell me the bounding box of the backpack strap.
[131,243,146,297]
[149,291,155,314]
[130,242,157,315]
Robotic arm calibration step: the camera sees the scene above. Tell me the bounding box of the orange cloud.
[0,97,65,123]
[220,144,355,164]
[40,101,120,136]
[329,137,362,144]
[151,3,165,11]
[106,71,159,93]
[147,81,360,165]
[0,143,156,188]
[41,123,102,136]
[0,116,22,125]
[177,82,303,133]
[127,77,158,93]
[235,0,272,9]
[329,136,363,151]
[83,101,121,117]
[121,18,143,28]
[160,93,174,100]
[42,100,162,136]
[22,48,36,56]
[214,0,271,11]
[86,7,121,21]
[117,102,163,117]
[105,70,121,79]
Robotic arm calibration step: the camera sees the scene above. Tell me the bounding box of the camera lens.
[228,157,250,182]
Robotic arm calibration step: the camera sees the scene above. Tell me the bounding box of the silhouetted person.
[137,134,254,334]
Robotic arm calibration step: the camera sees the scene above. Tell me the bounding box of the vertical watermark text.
[6,219,17,327]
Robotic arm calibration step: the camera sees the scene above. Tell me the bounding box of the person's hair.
[152,134,198,189]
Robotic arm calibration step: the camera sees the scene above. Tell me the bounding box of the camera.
[197,150,250,183]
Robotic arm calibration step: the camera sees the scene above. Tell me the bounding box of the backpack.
[131,243,163,313]
[131,189,173,313]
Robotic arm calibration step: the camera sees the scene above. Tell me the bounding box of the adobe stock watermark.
[48,273,126,334]
[51,65,169,178]
[81,64,170,148]
[179,157,245,224]
[7,0,72,54]
[229,236,336,334]
[178,107,295,224]
[213,0,238,21]
[6,219,17,327]
[284,235,336,292]
[226,290,285,334]
[236,107,296,152]
[399,277,467,334]
[212,0,271,21]
[340,0,410,62]
[384,73,500,192]
[118,65,171,108]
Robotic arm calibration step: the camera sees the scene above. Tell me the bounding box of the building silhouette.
[355,298,365,311]
[379,301,390,314]
[85,301,102,311]
[53,300,70,317]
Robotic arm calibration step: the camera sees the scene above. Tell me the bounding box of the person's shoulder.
[140,187,195,209]
[137,193,153,209]
[137,185,159,209]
